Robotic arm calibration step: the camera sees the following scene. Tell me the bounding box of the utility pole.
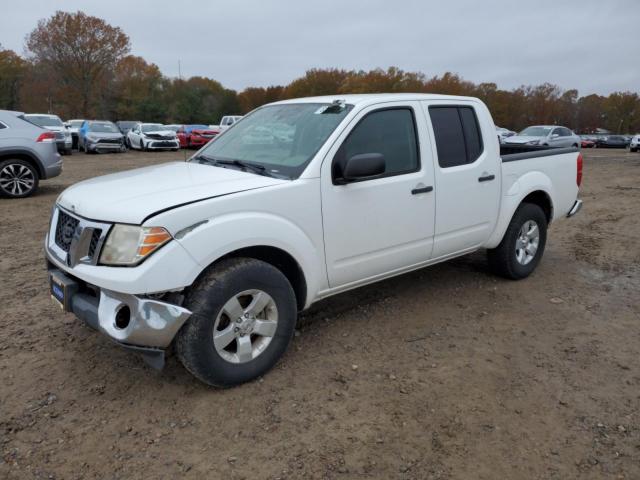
[178,60,182,81]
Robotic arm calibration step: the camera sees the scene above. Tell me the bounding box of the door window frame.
[331,106,421,185]
[427,104,485,169]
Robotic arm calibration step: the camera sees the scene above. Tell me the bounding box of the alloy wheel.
[0,163,35,196]
[212,289,279,364]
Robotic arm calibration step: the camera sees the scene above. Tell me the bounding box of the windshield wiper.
[215,159,270,177]
[192,155,271,177]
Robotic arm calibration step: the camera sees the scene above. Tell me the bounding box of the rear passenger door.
[423,102,501,258]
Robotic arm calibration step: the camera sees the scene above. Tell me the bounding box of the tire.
[176,258,297,387]
[487,203,548,280]
[572,144,578,149]
[0,159,40,198]
[65,148,73,156]
[140,139,146,151]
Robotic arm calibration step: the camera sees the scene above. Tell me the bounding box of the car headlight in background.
[99,225,172,266]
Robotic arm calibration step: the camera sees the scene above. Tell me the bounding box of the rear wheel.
[176,258,297,387]
[0,159,39,198]
[487,203,548,280]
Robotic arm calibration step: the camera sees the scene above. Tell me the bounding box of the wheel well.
[220,246,307,311]
[522,190,553,223]
[0,152,44,178]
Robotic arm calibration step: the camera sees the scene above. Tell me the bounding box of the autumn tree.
[165,77,239,124]
[25,11,130,117]
[109,55,166,121]
[0,45,27,110]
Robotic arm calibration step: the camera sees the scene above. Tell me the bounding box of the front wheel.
[176,258,297,387]
[487,203,548,280]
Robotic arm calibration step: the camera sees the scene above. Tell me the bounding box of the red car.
[580,137,596,148]
[177,124,220,148]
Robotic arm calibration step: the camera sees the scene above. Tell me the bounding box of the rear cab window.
[428,106,483,168]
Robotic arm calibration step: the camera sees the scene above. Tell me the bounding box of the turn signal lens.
[100,225,172,266]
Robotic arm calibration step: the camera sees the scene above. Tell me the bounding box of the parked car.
[629,135,640,152]
[496,126,515,143]
[595,135,630,148]
[0,110,62,198]
[580,135,596,148]
[65,119,85,150]
[127,123,180,151]
[115,121,140,142]
[504,125,581,148]
[177,124,219,148]
[219,115,243,130]
[45,94,583,386]
[78,121,126,154]
[23,114,73,155]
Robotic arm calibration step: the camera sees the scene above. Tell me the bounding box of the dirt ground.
[1,148,639,479]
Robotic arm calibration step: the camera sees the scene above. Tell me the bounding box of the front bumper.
[148,140,179,150]
[48,267,191,369]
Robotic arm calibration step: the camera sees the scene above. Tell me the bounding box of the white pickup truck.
[46,94,583,387]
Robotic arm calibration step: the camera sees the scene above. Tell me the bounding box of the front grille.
[152,141,176,147]
[88,229,102,258]
[98,138,122,144]
[55,210,79,253]
[146,134,171,140]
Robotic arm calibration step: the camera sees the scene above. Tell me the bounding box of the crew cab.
[45,94,583,387]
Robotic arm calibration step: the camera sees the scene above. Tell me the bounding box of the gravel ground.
[0,148,639,479]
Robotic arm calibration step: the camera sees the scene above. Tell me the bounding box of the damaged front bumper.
[48,267,191,369]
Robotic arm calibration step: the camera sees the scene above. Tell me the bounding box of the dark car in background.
[79,121,126,154]
[596,135,630,148]
[116,121,140,145]
[176,124,219,148]
[0,110,62,198]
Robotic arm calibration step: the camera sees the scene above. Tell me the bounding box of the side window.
[333,108,419,180]
[0,122,7,129]
[561,128,571,137]
[429,106,483,168]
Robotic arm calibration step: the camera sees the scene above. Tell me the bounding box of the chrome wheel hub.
[0,163,35,196]
[213,289,278,364]
[515,220,540,265]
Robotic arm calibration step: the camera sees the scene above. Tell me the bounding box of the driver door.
[320,102,436,288]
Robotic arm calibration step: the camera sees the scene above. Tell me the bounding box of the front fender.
[485,171,554,249]
[173,212,324,308]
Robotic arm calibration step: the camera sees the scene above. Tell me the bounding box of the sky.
[1,0,638,96]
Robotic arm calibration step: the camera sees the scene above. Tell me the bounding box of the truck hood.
[57,162,286,224]
[504,135,544,144]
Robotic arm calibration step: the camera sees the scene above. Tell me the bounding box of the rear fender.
[485,171,554,249]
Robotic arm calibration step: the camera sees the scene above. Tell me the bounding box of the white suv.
[630,135,640,152]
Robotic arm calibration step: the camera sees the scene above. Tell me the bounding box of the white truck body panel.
[47,93,582,312]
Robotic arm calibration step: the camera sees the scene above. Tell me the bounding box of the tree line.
[0,10,638,133]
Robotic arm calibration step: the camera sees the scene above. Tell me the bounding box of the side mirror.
[338,153,386,183]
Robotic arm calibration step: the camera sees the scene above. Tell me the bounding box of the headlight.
[87,135,99,142]
[526,140,540,145]
[99,225,172,266]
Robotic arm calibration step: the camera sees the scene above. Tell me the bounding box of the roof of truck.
[272,93,480,106]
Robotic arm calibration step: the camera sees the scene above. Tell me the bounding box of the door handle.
[411,186,433,195]
[478,174,495,182]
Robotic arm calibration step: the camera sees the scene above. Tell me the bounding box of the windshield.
[142,124,166,132]
[26,115,63,127]
[519,126,552,137]
[69,120,84,128]
[89,122,119,133]
[193,103,353,179]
